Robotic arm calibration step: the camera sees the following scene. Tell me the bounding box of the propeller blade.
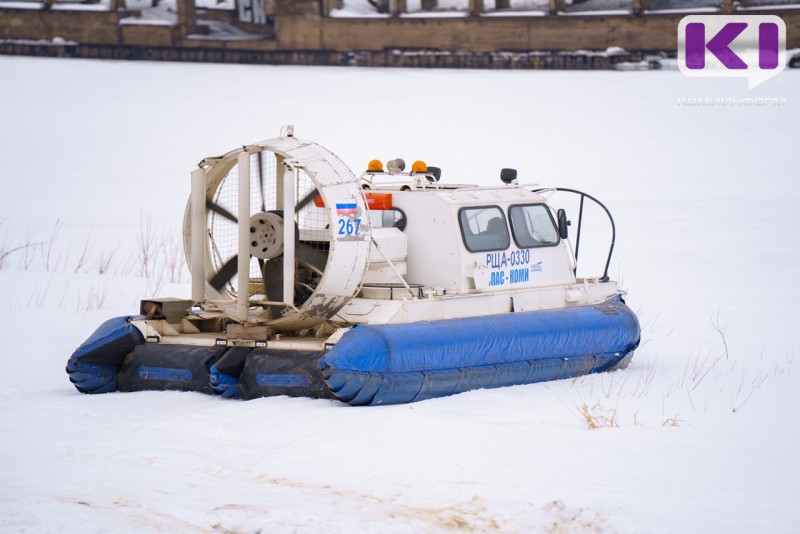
[295,188,318,213]
[254,258,266,293]
[262,255,285,317]
[295,241,328,274]
[209,254,239,291]
[262,255,283,302]
[207,200,237,224]
[258,151,266,213]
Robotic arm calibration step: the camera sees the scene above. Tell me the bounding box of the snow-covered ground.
[1,56,798,532]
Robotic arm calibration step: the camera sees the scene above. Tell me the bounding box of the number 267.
[337,218,361,235]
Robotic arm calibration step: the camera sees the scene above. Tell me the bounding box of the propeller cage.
[183,134,372,331]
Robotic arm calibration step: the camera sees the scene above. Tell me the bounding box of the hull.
[66,296,640,405]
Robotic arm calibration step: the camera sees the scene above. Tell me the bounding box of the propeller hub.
[249,212,284,260]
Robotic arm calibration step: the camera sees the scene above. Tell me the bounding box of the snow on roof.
[50,3,110,10]
[738,2,800,10]
[119,4,177,25]
[398,10,468,17]
[643,7,719,14]
[119,17,176,25]
[558,9,630,15]
[481,10,548,16]
[0,1,43,9]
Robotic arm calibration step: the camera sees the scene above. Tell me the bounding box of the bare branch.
[711,312,730,360]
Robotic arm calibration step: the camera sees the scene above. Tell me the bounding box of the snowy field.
[1,56,798,533]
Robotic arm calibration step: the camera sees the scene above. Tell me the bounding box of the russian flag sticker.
[335,202,358,215]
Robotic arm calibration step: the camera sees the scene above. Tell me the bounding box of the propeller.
[187,132,372,331]
[205,157,329,306]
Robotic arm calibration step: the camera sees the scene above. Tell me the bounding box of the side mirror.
[557,209,570,240]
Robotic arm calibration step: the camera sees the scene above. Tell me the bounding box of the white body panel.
[332,180,620,327]
[363,227,408,284]
[382,186,577,295]
[335,279,620,326]
[174,130,623,346]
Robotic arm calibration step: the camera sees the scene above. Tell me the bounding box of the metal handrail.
[532,187,616,282]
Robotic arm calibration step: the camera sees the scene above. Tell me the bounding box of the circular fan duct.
[183,133,371,331]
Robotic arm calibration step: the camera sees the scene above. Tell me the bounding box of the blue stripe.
[256,373,312,387]
[335,203,357,209]
[138,366,192,382]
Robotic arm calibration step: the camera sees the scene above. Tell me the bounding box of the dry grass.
[84,285,109,312]
[73,231,92,273]
[711,311,730,360]
[578,403,619,430]
[0,241,40,271]
[731,368,768,413]
[662,415,689,427]
[1,215,189,311]
[96,248,117,275]
[543,288,797,431]
[41,219,64,272]
[0,218,42,272]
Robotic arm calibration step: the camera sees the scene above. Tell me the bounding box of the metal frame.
[532,187,616,282]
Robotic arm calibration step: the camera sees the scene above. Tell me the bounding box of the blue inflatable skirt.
[319,295,640,405]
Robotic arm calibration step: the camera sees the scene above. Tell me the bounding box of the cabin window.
[508,204,559,248]
[458,206,510,252]
[368,208,407,232]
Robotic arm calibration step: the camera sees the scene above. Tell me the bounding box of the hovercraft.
[66,127,640,406]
